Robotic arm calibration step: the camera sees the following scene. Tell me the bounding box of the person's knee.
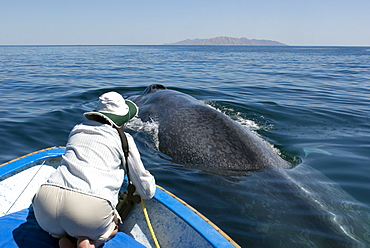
[109,225,118,239]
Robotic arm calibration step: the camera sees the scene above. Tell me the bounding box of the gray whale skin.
[133,84,291,171]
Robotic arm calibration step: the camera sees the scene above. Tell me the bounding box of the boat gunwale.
[0,147,66,179]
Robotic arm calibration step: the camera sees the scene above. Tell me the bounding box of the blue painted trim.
[0,147,65,179]
[154,187,235,248]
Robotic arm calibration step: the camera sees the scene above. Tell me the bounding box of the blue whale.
[133,84,291,171]
[132,85,370,246]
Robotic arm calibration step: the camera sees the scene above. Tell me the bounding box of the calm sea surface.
[1,45,369,247]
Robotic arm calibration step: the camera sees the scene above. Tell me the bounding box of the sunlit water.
[1,45,369,247]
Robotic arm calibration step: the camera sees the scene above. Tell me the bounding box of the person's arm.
[125,133,156,199]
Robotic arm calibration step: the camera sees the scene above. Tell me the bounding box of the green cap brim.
[84,100,138,128]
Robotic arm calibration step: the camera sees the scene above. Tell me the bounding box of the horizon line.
[1,44,370,47]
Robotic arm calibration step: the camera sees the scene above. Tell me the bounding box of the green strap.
[115,128,130,181]
[115,127,141,204]
[115,128,141,221]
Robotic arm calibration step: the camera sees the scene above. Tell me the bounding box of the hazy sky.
[1,0,369,46]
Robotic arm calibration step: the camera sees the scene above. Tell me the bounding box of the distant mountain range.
[165,36,287,46]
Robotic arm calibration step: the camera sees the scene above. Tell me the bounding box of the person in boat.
[32,91,156,248]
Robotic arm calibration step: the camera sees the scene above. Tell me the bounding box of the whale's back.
[159,103,290,171]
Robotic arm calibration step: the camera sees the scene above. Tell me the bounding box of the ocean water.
[0,45,369,247]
